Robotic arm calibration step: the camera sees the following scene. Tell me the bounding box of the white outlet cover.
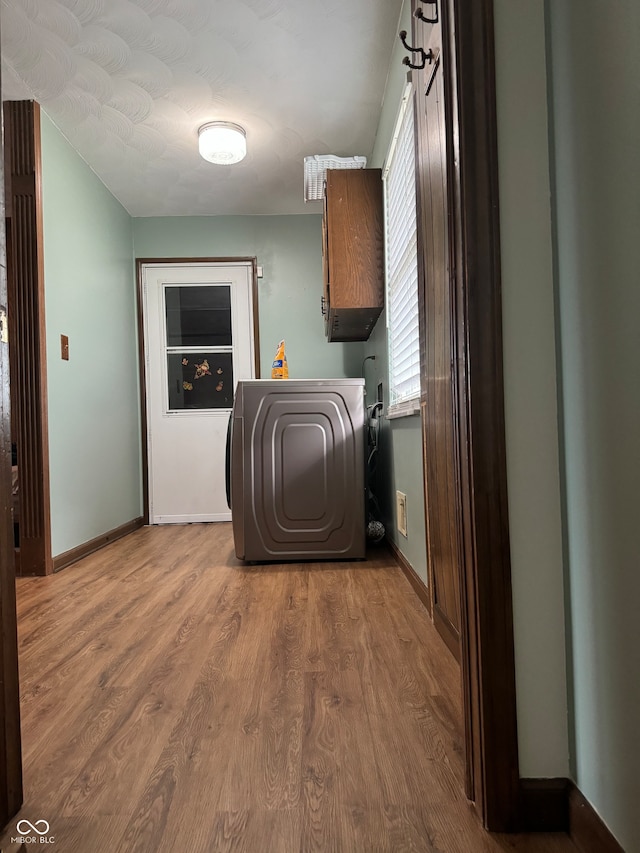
[396,491,408,537]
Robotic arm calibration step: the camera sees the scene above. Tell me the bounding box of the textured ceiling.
[0,0,403,216]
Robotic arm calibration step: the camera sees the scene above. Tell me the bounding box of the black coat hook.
[399,30,433,70]
[399,30,434,70]
[402,51,434,70]
[415,2,438,25]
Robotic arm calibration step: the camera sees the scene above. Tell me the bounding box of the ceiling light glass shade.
[198,122,246,164]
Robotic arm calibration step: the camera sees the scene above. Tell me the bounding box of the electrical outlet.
[396,491,407,537]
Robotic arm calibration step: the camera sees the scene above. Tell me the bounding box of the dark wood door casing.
[3,100,52,576]
[0,56,24,828]
[411,0,520,831]
[448,0,520,828]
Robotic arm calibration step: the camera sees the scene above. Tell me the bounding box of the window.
[163,284,234,411]
[384,84,420,418]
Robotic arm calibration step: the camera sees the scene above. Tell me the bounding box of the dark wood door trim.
[3,100,52,577]
[447,0,520,830]
[414,11,464,665]
[135,258,260,524]
[411,0,520,831]
[0,59,24,828]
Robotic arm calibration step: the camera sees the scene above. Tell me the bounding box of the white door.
[142,262,255,523]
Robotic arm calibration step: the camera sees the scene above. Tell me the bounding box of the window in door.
[163,284,234,411]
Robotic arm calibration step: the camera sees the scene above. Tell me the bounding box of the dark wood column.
[0,66,24,829]
[4,100,52,576]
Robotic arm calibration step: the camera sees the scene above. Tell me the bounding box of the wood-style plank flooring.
[1,524,578,852]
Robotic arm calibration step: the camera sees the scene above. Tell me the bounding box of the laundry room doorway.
[138,260,259,524]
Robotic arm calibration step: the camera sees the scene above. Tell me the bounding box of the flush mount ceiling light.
[303,154,367,201]
[198,121,247,165]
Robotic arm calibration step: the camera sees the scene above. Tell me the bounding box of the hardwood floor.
[1,524,578,852]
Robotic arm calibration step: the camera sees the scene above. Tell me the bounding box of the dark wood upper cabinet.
[321,169,384,342]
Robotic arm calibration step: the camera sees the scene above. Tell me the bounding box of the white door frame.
[136,258,260,524]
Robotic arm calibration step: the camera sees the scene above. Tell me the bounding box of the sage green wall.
[41,113,141,557]
[547,1,640,848]
[365,0,429,585]
[132,216,363,380]
[493,0,569,778]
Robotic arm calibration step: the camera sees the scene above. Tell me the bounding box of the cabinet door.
[321,196,330,336]
[323,170,384,341]
[325,169,383,309]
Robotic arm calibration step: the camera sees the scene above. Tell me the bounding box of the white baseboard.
[151,513,232,524]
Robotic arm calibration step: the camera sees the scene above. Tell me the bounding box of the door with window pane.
[142,262,256,523]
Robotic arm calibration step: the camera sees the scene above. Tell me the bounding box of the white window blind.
[384,85,420,414]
